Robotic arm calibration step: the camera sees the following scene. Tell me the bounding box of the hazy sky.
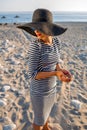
[0,0,87,12]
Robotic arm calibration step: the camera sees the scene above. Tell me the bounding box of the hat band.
[33,17,52,23]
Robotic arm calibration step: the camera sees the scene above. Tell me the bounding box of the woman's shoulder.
[53,37,61,51]
[30,39,42,50]
[53,37,61,43]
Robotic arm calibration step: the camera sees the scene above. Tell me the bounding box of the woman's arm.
[35,70,72,82]
[28,41,41,79]
[56,63,62,70]
[35,71,57,79]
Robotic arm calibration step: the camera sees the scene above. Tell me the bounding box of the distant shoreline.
[0,21,87,26]
[0,12,87,23]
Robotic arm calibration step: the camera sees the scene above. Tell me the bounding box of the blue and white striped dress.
[28,37,61,125]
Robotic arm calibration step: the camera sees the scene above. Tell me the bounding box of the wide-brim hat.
[17,8,67,36]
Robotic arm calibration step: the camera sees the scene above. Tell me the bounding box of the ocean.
[0,11,87,23]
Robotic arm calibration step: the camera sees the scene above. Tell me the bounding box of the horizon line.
[0,10,87,13]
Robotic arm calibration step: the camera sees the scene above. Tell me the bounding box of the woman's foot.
[42,121,51,130]
[33,123,43,130]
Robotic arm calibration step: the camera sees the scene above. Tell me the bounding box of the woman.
[17,8,72,130]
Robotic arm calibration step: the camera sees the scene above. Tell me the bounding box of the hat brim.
[17,22,67,36]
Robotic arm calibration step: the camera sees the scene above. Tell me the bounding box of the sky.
[0,0,87,12]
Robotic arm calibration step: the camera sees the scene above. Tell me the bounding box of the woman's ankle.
[43,122,51,130]
[33,123,43,130]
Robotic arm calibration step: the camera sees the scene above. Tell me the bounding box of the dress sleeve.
[28,41,41,79]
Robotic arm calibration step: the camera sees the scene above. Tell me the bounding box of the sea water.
[0,11,87,24]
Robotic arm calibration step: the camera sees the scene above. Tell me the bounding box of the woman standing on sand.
[17,8,72,130]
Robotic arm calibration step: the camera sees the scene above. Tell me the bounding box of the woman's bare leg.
[42,119,51,130]
[33,123,43,130]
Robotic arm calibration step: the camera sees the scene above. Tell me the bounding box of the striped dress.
[28,37,61,125]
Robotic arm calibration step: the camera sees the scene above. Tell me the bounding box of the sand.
[0,22,87,130]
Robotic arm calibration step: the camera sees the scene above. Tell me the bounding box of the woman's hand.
[61,69,72,78]
[56,70,72,82]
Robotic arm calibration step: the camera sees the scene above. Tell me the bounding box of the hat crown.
[32,9,53,23]
[17,8,67,36]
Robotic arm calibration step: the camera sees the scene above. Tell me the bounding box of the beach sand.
[0,22,87,130]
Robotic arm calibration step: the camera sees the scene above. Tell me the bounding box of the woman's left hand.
[62,69,71,77]
[56,64,73,82]
[61,69,73,82]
